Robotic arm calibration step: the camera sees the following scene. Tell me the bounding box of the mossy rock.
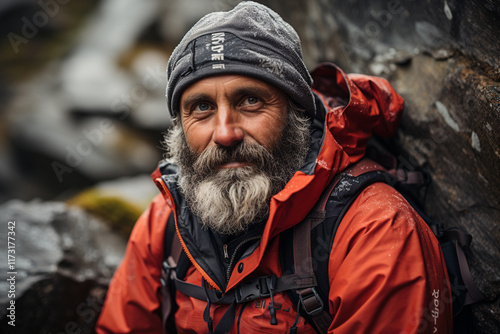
[68,190,143,237]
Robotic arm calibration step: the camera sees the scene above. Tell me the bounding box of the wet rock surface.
[0,200,127,333]
[261,0,499,332]
[0,0,171,203]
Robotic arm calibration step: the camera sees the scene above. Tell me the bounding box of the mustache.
[193,141,273,175]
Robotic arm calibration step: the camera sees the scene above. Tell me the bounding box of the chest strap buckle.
[235,276,271,303]
[297,287,324,316]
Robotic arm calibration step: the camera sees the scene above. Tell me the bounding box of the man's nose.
[212,107,244,148]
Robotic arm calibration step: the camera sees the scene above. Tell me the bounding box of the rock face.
[0,200,127,333]
[259,0,499,332]
[0,0,168,203]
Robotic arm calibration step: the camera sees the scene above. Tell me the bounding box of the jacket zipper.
[226,235,261,283]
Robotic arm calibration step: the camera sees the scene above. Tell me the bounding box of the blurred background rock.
[0,0,498,333]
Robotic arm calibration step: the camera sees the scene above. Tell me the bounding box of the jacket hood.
[152,63,404,291]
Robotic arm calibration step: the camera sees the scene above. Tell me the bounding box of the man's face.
[167,75,310,235]
[180,75,288,163]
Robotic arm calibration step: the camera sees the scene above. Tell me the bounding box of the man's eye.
[194,103,211,112]
[247,97,259,104]
[242,96,260,106]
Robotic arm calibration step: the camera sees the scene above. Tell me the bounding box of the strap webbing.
[160,267,171,334]
[173,271,319,304]
[293,214,316,283]
[161,214,183,334]
[288,158,387,333]
[293,192,332,333]
[446,229,484,305]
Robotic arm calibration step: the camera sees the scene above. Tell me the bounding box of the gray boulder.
[0,199,126,333]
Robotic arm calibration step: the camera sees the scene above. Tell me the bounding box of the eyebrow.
[231,86,273,100]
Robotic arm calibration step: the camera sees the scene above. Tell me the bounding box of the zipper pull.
[223,244,229,259]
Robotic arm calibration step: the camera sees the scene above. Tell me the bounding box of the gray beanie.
[166,1,315,118]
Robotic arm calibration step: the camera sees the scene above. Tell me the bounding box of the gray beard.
[163,108,311,235]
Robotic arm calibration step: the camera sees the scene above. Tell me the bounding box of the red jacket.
[96,63,453,333]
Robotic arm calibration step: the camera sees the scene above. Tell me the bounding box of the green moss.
[68,190,142,237]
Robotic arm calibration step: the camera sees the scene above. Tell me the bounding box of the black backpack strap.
[440,227,484,317]
[446,229,484,306]
[293,214,332,333]
[172,264,320,304]
[282,158,388,333]
[160,213,183,334]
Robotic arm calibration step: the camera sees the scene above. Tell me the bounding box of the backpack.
[160,147,484,333]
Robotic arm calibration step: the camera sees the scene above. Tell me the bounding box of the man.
[96,2,452,333]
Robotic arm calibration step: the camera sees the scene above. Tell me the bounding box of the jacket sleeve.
[96,194,171,334]
[327,182,453,333]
